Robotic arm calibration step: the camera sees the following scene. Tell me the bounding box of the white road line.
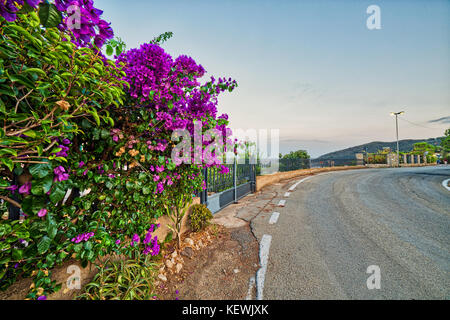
[246,276,256,300]
[288,176,312,191]
[256,234,272,300]
[442,179,450,191]
[284,192,291,197]
[269,212,280,224]
[277,200,286,207]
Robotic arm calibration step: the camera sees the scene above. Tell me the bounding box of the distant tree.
[412,142,436,154]
[441,128,450,160]
[281,150,310,160]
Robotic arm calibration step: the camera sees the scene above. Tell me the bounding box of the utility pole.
[390,111,405,167]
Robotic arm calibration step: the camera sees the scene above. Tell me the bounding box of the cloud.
[428,116,450,124]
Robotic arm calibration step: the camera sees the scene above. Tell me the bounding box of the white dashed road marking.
[277,200,286,207]
[256,234,272,300]
[284,192,291,197]
[269,212,280,224]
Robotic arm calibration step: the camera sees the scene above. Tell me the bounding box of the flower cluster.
[52,138,71,158]
[54,166,69,182]
[116,43,237,169]
[71,232,95,243]
[55,0,114,47]
[0,0,113,48]
[142,226,160,256]
[0,0,40,22]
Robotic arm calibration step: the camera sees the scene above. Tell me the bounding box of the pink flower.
[19,182,31,195]
[37,209,47,218]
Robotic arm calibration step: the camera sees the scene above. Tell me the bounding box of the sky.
[96,0,450,157]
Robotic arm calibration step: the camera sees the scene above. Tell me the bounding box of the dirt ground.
[156,224,259,300]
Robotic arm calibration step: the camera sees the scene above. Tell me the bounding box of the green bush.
[189,204,213,232]
[76,253,158,300]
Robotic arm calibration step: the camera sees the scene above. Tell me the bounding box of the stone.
[175,263,183,274]
[165,259,174,269]
[171,251,178,259]
[158,274,167,282]
[233,269,240,274]
[181,247,194,258]
[184,237,194,246]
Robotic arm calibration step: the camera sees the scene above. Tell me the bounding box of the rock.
[184,237,194,246]
[165,259,174,269]
[158,274,167,282]
[233,269,240,274]
[175,263,183,274]
[181,247,194,258]
[171,251,178,259]
[159,266,165,273]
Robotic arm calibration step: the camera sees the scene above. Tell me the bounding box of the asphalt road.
[257,166,450,299]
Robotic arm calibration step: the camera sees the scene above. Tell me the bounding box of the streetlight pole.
[390,111,405,167]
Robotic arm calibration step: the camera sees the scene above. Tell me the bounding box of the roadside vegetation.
[0,1,236,299]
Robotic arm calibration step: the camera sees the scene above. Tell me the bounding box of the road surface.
[252,166,450,299]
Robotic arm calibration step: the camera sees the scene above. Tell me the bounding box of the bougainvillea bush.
[0,1,236,300]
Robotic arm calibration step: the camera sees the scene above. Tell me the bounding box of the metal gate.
[199,161,256,214]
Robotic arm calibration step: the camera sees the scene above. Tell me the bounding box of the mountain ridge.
[316,137,443,160]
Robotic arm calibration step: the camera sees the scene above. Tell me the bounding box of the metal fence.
[310,158,358,168]
[199,161,256,214]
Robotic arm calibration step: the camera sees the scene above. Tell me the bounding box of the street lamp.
[390,111,405,167]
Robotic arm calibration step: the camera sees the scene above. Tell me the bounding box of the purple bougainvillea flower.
[78,161,85,168]
[115,239,121,245]
[54,166,69,182]
[19,182,31,195]
[62,139,71,145]
[37,209,48,218]
[7,185,18,194]
[37,295,47,300]
[131,234,140,246]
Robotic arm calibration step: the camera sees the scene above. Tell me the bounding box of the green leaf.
[37,236,51,254]
[22,68,47,77]
[0,158,14,171]
[0,148,18,157]
[0,224,12,237]
[142,186,151,195]
[29,162,52,179]
[50,185,66,204]
[12,249,24,261]
[47,218,57,239]
[106,45,113,56]
[31,176,53,195]
[8,74,35,89]
[38,3,62,28]
[22,130,37,138]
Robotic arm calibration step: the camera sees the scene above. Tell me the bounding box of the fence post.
[233,158,237,203]
[200,168,208,206]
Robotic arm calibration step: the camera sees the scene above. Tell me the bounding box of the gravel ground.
[251,166,450,300]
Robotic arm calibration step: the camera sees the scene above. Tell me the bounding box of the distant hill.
[316,137,443,160]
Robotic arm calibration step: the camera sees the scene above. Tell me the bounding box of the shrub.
[76,253,158,300]
[0,1,236,299]
[189,204,213,232]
